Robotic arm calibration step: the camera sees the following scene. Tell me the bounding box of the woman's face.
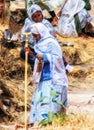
[32,11,43,22]
[32,33,41,41]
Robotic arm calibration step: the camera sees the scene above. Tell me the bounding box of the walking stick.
[22,32,31,130]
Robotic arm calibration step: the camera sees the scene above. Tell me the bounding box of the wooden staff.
[22,32,31,130]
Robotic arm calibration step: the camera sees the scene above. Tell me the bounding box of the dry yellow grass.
[0,1,94,129]
[0,113,94,130]
[33,114,94,130]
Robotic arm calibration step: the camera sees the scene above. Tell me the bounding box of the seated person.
[57,0,94,37]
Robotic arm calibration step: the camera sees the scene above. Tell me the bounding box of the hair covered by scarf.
[31,23,68,86]
[27,4,43,21]
[31,22,51,39]
[31,23,68,85]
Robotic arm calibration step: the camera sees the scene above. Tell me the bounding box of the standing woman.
[29,23,68,124]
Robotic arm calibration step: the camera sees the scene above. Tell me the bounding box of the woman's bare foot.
[60,108,66,115]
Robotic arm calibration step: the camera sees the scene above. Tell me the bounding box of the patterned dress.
[30,23,68,123]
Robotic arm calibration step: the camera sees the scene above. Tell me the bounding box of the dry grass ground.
[0,0,94,129]
[57,33,94,93]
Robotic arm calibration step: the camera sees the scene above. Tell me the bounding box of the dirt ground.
[0,0,94,130]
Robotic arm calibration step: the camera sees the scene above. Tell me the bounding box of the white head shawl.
[31,22,51,39]
[31,23,68,86]
[27,4,43,21]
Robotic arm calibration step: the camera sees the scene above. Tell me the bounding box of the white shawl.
[31,23,68,86]
[57,0,85,37]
